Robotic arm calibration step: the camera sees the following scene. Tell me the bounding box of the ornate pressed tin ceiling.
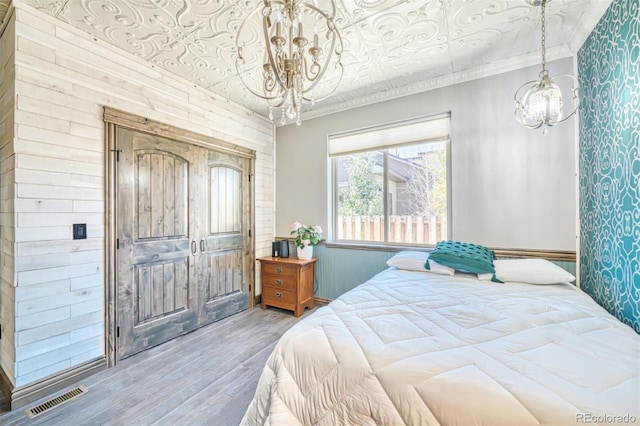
[4,0,612,121]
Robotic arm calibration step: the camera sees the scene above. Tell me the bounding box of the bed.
[242,264,640,425]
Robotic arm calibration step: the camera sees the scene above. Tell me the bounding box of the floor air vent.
[24,386,87,419]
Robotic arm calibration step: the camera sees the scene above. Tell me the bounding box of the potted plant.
[290,222,322,260]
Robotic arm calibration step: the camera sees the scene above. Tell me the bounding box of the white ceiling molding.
[10,0,612,121]
[567,0,614,52]
[302,43,573,122]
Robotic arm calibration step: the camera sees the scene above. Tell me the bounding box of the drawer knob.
[275,279,283,285]
[275,292,282,298]
[275,267,282,273]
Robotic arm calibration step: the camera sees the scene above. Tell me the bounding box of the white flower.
[290,221,322,249]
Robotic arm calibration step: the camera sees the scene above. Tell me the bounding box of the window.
[330,114,450,245]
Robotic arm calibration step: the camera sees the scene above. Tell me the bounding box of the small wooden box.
[257,257,317,317]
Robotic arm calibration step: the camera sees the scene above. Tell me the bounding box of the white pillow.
[478,259,575,284]
[386,251,455,276]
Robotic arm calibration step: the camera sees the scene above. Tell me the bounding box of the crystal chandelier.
[235,0,344,126]
[514,0,579,134]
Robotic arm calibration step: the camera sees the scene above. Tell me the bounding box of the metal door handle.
[274,292,282,298]
[276,267,282,273]
[200,238,206,254]
[191,239,197,255]
[275,279,282,285]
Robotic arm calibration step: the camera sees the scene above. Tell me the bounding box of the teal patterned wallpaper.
[578,0,640,333]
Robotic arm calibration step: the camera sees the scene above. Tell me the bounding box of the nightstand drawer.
[262,274,296,290]
[262,263,296,277]
[262,286,296,306]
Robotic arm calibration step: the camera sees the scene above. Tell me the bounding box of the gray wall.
[276,58,577,251]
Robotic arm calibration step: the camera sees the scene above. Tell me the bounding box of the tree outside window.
[335,141,448,245]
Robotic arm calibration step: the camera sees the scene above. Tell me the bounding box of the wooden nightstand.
[258,257,317,317]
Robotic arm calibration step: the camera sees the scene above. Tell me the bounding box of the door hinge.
[116,238,119,249]
[116,326,120,338]
[248,230,251,237]
[111,149,123,162]
[248,174,252,182]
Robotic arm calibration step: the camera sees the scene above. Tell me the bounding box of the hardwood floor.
[0,306,309,425]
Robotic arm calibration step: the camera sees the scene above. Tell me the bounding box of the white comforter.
[242,269,640,425]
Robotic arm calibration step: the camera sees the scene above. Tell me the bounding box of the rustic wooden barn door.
[198,149,251,325]
[115,124,253,359]
[117,129,200,358]
[105,108,256,365]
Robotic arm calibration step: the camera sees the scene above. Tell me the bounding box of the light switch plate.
[73,223,87,240]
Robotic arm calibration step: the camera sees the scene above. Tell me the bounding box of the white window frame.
[329,113,452,247]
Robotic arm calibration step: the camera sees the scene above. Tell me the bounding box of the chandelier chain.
[540,0,547,74]
[513,0,580,132]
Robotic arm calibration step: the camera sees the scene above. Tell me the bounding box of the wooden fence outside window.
[337,215,447,244]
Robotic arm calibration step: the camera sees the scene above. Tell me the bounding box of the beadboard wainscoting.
[0,2,275,407]
[288,243,577,301]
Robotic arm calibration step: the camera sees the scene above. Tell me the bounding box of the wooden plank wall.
[7,4,275,388]
[0,12,16,386]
